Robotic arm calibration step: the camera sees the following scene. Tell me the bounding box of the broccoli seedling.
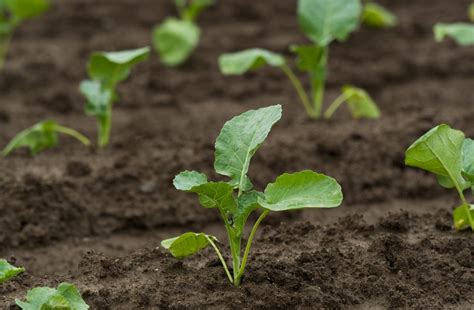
[0,259,24,283]
[434,23,474,46]
[2,120,90,156]
[218,0,380,120]
[0,0,49,71]
[362,1,397,29]
[16,282,89,310]
[80,47,150,147]
[152,0,214,66]
[405,124,474,231]
[162,105,343,286]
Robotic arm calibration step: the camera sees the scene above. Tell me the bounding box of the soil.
[0,0,473,309]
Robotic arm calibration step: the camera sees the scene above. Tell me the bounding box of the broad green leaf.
[80,80,115,118]
[87,47,150,86]
[453,204,474,231]
[3,120,58,156]
[0,259,24,283]
[298,0,361,46]
[190,182,236,212]
[173,170,208,191]
[176,0,214,22]
[362,3,397,28]
[16,283,89,310]
[232,191,263,231]
[341,85,380,119]
[290,45,326,81]
[462,138,474,181]
[153,18,200,66]
[3,120,89,156]
[434,23,474,46]
[161,232,216,259]
[219,48,286,75]
[259,170,343,211]
[5,0,48,21]
[214,105,282,190]
[55,283,89,310]
[405,124,466,194]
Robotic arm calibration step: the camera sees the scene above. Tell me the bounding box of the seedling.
[152,0,214,66]
[162,105,343,286]
[80,47,150,147]
[362,1,397,29]
[2,120,90,156]
[434,23,474,46]
[405,124,474,231]
[0,0,49,71]
[469,3,474,22]
[0,259,24,283]
[219,0,380,120]
[16,282,89,309]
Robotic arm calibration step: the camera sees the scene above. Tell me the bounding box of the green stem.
[280,64,316,118]
[311,47,329,118]
[55,125,91,146]
[0,31,12,72]
[98,104,112,148]
[205,236,234,284]
[323,92,350,119]
[234,209,269,287]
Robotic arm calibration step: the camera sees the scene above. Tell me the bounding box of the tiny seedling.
[152,0,214,66]
[434,23,474,46]
[219,0,380,120]
[405,124,474,231]
[162,105,343,286]
[0,259,24,283]
[80,47,150,147]
[16,282,89,310]
[0,0,49,71]
[2,120,90,156]
[362,1,397,29]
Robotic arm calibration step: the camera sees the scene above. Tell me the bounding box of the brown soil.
[1,0,473,309]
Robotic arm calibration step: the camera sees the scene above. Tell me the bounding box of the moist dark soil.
[1,0,473,309]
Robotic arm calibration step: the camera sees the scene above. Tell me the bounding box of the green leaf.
[214,105,282,190]
[79,80,115,118]
[259,170,343,211]
[2,120,89,156]
[3,120,58,156]
[161,232,216,259]
[341,85,380,119]
[453,204,474,231]
[0,259,24,283]
[405,124,466,195]
[153,18,200,67]
[232,191,263,231]
[87,47,150,86]
[219,48,286,75]
[189,182,236,212]
[362,3,397,28]
[462,138,474,182]
[15,283,89,310]
[5,0,48,21]
[434,23,474,46]
[173,170,208,191]
[290,44,326,77]
[297,0,361,46]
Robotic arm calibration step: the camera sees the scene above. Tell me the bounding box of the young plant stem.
[97,104,112,148]
[54,125,91,146]
[205,236,233,284]
[311,47,329,118]
[323,92,350,119]
[234,209,269,287]
[0,32,12,72]
[280,64,316,118]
